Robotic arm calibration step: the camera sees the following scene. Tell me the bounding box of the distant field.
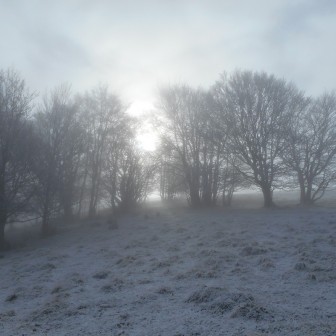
[232,189,336,208]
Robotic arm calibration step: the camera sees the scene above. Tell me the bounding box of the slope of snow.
[1,202,336,335]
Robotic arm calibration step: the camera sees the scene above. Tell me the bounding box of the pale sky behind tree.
[1,0,335,116]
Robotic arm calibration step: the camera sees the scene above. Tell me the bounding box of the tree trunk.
[304,182,313,205]
[0,221,5,250]
[189,190,199,208]
[77,154,89,217]
[298,173,308,205]
[62,180,74,222]
[63,202,73,222]
[299,191,314,205]
[298,179,314,205]
[261,186,274,208]
[0,176,7,250]
[88,166,100,218]
[88,183,96,218]
[41,207,50,236]
[41,192,51,236]
[301,194,314,205]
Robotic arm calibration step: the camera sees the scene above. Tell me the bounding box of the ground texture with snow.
[1,201,336,335]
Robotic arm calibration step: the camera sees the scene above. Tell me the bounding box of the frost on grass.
[186,286,224,304]
[156,286,174,295]
[5,293,18,302]
[230,301,272,321]
[92,271,110,279]
[116,255,137,267]
[1,204,336,335]
[101,277,127,293]
[241,246,267,256]
[258,257,275,270]
[187,287,272,321]
[294,262,307,271]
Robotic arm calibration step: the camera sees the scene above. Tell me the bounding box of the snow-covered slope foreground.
[1,204,336,335]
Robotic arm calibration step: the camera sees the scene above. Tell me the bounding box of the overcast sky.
[1,0,336,111]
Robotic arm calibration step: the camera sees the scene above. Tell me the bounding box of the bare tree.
[219,154,246,206]
[116,146,156,212]
[102,114,132,212]
[79,85,124,218]
[159,85,198,206]
[214,70,304,207]
[158,144,186,201]
[57,102,84,221]
[0,68,35,249]
[282,92,336,204]
[33,85,81,234]
[159,84,223,207]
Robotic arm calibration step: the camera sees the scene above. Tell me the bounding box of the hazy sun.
[127,100,154,117]
[137,132,158,152]
[127,100,158,152]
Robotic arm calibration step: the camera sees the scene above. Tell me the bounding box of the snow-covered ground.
[1,196,336,335]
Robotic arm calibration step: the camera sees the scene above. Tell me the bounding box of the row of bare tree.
[1,68,336,248]
[0,68,154,249]
[158,70,336,208]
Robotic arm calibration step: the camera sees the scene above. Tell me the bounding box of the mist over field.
[1,1,336,335]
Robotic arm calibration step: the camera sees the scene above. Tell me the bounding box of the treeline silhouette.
[1,68,336,249]
[0,69,155,249]
[157,71,336,207]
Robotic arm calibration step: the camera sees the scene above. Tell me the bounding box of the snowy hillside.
[1,201,336,335]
